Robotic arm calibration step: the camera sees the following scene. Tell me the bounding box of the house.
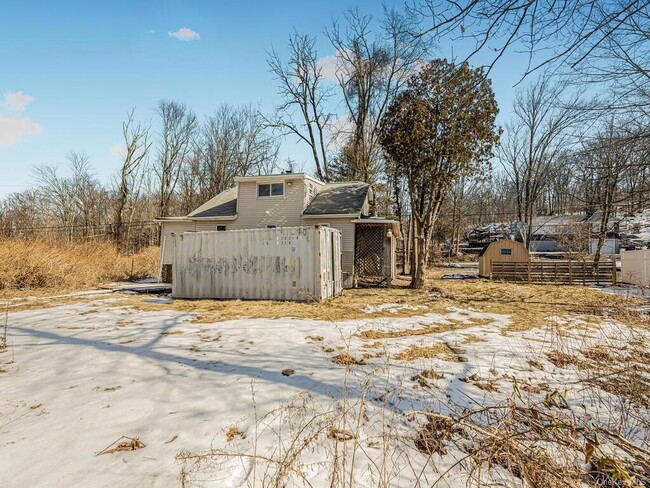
[530,213,621,253]
[155,172,400,288]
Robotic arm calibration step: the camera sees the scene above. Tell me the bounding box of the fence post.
[612,260,617,285]
[527,260,531,283]
[569,258,573,285]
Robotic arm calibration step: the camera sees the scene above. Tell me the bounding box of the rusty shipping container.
[172,226,342,301]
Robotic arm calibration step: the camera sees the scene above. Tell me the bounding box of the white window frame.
[257,182,284,198]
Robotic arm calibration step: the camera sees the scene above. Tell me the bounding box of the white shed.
[620,248,650,287]
[172,226,342,301]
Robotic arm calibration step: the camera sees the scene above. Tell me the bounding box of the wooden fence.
[491,260,617,285]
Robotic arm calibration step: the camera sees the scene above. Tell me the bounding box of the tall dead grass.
[0,239,159,293]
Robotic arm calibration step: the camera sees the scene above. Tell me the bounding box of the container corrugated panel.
[172,226,342,301]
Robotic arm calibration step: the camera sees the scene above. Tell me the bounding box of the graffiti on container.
[183,252,300,275]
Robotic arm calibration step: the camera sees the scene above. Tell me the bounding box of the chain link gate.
[354,224,389,286]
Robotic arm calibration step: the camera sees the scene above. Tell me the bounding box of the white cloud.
[146,29,156,34]
[168,27,200,42]
[317,50,355,83]
[328,115,354,150]
[318,54,339,82]
[0,114,42,144]
[0,91,35,112]
[110,143,126,158]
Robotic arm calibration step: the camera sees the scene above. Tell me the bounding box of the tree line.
[1,1,649,288]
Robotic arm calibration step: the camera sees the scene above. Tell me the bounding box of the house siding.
[304,179,325,208]
[305,218,356,278]
[160,221,195,265]
[232,177,306,230]
[194,221,228,232]
[160,175,369,288]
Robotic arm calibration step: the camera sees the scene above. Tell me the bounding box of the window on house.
[258,182,284,197]
[266,224,277,229]
[216,225,226,231]
[501,248,513,256]
[319,223,330,227]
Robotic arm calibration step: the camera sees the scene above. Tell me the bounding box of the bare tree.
[155,100,197,218]
[498,77,580,248]
[415,1,650,81]
[267,33,333,182]
[577,121,635,262]
[114,110,151,248]
[199,105,278,197]
[171,104,281,214]
[328,7,427,183]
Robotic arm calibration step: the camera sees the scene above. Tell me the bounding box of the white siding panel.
[304,218,355,274]
[194,221,228,232]
[233,178,306,230]
[160,221,195,264]
[621,249,650,287]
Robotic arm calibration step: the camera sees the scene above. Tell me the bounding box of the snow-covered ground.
[620,208,650,243]
[1,298,647,487]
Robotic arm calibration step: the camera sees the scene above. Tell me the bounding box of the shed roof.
[187,187,237,218]
[478,239,526,257]
[303,182,370,216]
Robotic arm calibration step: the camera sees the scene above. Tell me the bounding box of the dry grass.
[358,317,494,340]
[0,239,159,296]
[225,426,243,441]
[4,261,644,334]
[114,268,643,330]
[97,436,145,455]
[394,343,466,362]
[548,339,650,408]
[331,353,365,366]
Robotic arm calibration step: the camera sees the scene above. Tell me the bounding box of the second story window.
[258,182,284,197]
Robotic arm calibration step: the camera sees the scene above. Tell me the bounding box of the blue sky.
[0,0,526,197]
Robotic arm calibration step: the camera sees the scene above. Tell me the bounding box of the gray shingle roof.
[303,182,369,216]
[187,187,237,218]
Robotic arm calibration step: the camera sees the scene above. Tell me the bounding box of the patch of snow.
[362,303,427,314]
[0,299,647,487]
[441,273,479,280]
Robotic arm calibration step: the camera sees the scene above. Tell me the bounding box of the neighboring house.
[155,172,400,288]
[530,213,621,253]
